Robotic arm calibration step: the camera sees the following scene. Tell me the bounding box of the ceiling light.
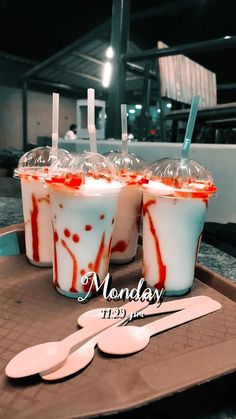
[102,62,112,88]
[166,103,172,108]
[106,46,114,59]
[135,104,142,109]
[129,109,135,114]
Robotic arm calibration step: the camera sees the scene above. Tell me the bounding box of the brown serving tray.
[0,227,236,419]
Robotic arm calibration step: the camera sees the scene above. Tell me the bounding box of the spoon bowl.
[5,342,68,378]
[98,326,150,355]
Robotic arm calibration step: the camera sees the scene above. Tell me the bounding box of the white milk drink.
[104,151,146,264]
[14,147,69,267]
[142,157,217,296]
[47,152,123,298]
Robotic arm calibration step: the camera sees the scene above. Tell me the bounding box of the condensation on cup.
[14,146,69,267]
[142,157,217,296]
[104,151,147,264]
[46,152,123,298]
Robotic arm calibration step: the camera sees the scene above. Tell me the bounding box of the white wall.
[27,91,77,146]
[0,86,77,149]
[59,139,236,224]
[0,87,22,149]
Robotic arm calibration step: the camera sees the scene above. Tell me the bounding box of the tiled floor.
[0,176,23,227]
[0,175,22,198]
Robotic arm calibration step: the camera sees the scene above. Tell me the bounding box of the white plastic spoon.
[97,298,221,355]
[5,299,149,378]
[41,296,212,381]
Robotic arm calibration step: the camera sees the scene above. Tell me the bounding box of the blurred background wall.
[0,54,77,150]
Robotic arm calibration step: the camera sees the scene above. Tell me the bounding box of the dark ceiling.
[0,0,236,100]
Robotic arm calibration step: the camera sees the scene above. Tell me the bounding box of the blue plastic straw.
[182,95,201,159]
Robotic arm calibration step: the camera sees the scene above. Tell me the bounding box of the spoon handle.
[62,299,150,351]
[141,295,212,317]
[144,299,221,337]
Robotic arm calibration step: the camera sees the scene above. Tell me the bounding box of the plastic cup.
[14,147,69,267]
[46,151,123,298]
[142,157,217,296]
[104,151,146,264]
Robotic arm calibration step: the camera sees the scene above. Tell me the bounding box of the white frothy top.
[48,175,123,196]
[142,180,174,193]
[142,179,212,195]
[81,178,122,192]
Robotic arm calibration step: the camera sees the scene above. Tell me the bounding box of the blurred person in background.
[64,123,77,140]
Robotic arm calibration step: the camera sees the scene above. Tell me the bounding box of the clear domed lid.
[14,146,70,179]
[143,157,217,197]
[47,151,122,194]
[104,151,146,185]
[104,150,145,171]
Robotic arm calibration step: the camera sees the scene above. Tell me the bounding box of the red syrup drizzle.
[30,194,39,262]
[30,193,50,262]
[38,195,50,204]
[111,240,128,253]
[61,239,78,293]
[46,173,112,191]
[83,276,95,293]
[58,227,107,293]
[57,224,106,294]
[64,228,70,237]
[202,197,209,207]
[119,170,148,186]
[53,231,59,288]
[73,234,79,243]
[83,232,106,293]
[143,199,167,290]
[108,236,112,256]
[94,232,105,273]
